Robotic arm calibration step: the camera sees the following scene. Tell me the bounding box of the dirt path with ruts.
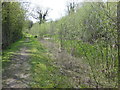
[2,38,31,88]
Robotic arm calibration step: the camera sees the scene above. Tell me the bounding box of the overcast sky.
[27,0,109,22]
[28,0,83,22]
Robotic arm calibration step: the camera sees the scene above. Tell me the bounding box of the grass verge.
[2,35,73,88]
[27,37,73,88]
[2,38,25,69]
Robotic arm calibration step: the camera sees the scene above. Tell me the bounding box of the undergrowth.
[23,36,73,88]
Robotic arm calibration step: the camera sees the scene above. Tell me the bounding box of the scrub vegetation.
[2,1,120,88]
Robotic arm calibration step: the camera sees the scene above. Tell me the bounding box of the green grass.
[2,34,73,88]
[27,37,73,88]
[2,33,117,88]
[2,38,25,69]
[54,39,118,87]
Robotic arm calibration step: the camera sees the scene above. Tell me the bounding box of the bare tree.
[31,6,50,24]
[66,1,78,14]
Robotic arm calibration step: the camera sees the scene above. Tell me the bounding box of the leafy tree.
[29,1,118,87]
[2,2,26,49]
[117,1,120,87]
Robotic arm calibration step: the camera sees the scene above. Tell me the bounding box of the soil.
[39,38,96,88]
[2,38,31,88]
[2,37,97,88]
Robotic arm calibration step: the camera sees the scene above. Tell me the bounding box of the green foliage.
[25,20,33,30]
[29,2,118,88]
[23,37,73,88]
[2,35,73,88]
[30,22,55,38]
[2,1,118,88]
[2,2,26,49]
[2,38,25,69]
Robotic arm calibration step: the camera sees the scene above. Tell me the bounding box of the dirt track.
[40,38,96,88]
[2,37,96,88]
[2,38,31,88]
